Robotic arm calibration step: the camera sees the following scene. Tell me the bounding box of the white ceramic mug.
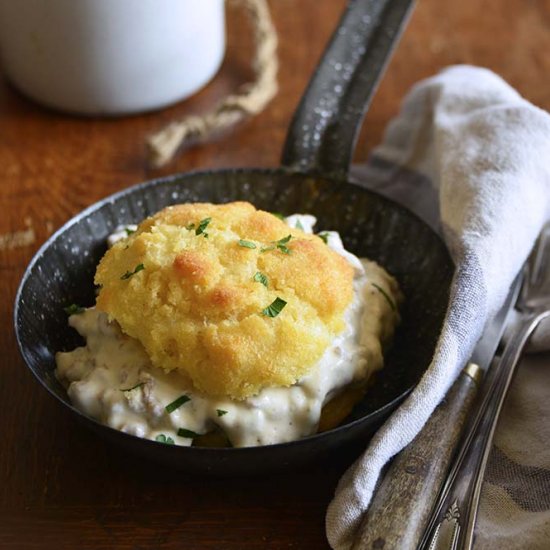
[0,0,225,115]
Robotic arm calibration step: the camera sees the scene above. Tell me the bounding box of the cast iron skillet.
[14,0,453,475]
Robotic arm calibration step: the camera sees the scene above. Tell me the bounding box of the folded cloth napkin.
[326,65,550,549]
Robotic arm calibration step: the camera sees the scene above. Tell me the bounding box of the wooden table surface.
[2,1,549,548]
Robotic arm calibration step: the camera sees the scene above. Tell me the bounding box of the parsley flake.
[155,434,175,445]
[238,239,257,249]
[165,394,191,414]
[318,232,329,244]
[272,212,285,220]
[261,297,287,318]
[217,409,228,417]
[125,227,136,236]
[261,235,293,255]
[120,382,145,392]
[275,235,292,254]
[295,219,304,231]
[371,283,397,311]
[253,272,268,287]
[64,304,85,315]
[177,428,200,439]
[120,263,145,280]
[195,217,211,237]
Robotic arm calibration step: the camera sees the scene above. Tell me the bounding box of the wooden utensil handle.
[351,363,481,550]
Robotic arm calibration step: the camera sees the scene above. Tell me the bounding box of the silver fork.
[420,224,550,550]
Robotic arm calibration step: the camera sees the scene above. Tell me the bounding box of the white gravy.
[55,215,400,447]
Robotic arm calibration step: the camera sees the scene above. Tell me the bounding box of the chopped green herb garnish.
[295,219,304,231]
[195,217,211,237]
[155,434,175,445]
[371,283,397,311]
[120,263,145,280]
[276,235,292,245]
[261,297,287,318]
[120,382,145,392]
[177,428,200,439]
[272,212,285,220]
[238,239,257,249]
[277,244,291,255]
[125,227,136,236]
[217,409,228,417]
[253,271,268,287]
[165,394,191,414]
[318,232,329,244]
[261,235,293,255]
[64,304,85,315]
[275,234,292,254]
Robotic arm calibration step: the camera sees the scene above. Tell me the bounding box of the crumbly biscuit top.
[95,201,354,399]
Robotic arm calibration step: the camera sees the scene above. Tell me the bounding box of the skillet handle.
[281,0,415,181]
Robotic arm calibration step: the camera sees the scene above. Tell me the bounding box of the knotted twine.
[147,0,278,168]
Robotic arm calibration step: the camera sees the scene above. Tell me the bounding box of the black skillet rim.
[14,166,451,456]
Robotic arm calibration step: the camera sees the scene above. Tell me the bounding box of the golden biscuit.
[95,202,354,399]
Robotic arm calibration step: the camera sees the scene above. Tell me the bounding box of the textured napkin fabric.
[476,352,550,549]
[326,66,550,549]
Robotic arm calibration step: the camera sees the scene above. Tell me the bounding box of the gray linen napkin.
[326,65,550,549]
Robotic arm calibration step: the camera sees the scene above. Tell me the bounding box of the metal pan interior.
[14,168,454,475]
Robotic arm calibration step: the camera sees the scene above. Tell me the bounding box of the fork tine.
[521,223,550,309]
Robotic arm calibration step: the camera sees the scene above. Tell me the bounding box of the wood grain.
[1,1,550,548]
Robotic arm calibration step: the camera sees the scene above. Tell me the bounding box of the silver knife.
[351,273,523,550]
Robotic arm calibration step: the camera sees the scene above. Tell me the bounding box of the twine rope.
[147,0,278,168]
